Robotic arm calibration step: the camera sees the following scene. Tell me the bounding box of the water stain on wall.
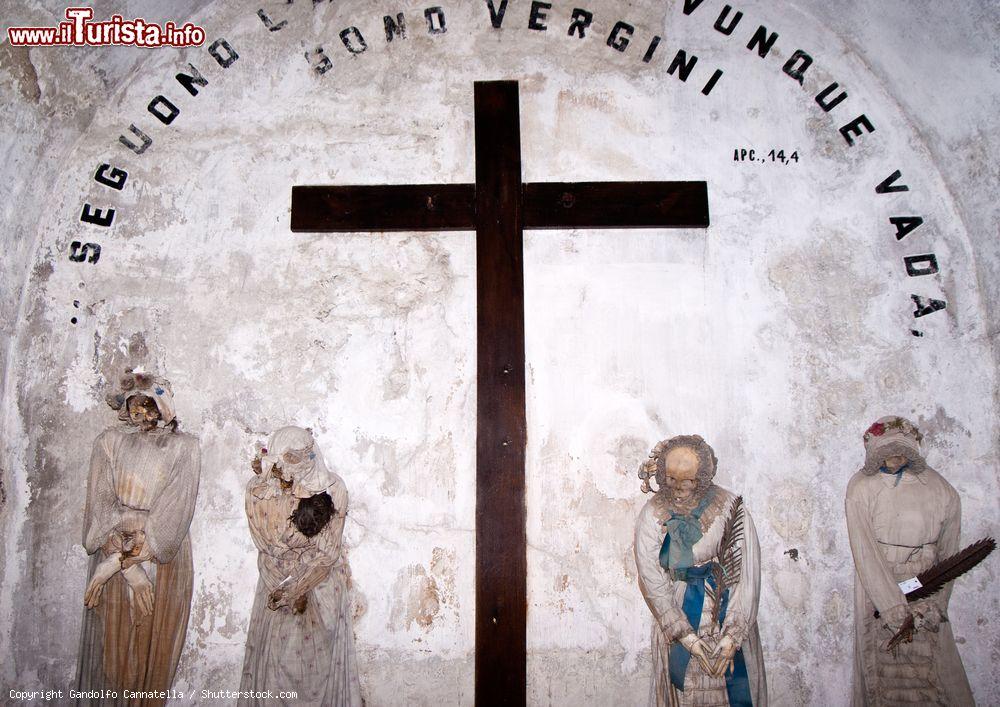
[0,44,41,104]
[354,434,400,497]
[389,564,441,631]
[766,481,814,542]
[190,579,242,650]
[430,546,457,611]
[609,435,648,477]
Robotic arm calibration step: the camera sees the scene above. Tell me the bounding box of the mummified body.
[634,435,767,707]
[846,416,975,706]
[239,426,362,706]
[76,371,200,706]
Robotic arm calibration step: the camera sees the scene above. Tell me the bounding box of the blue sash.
[659,495,753,706]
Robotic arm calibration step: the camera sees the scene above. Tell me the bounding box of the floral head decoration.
[861,415,926,475]
[105,368,177,429]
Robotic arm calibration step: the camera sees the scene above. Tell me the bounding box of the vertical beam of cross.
[290,80,709,706]
[473,81,527,702]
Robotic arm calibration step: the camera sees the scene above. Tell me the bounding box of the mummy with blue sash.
[635,439,768,707]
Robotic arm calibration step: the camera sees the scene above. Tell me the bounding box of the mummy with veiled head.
[76,369,201,706]
[239,425,362,706]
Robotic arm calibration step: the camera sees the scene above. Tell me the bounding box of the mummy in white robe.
[635,435,767,707]
[76,372,200,707]
[239,426,362,707]
[846,416,974,706]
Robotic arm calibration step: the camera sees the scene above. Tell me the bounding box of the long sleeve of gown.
[145,436,200,563]
[846,475,907,617]
[83,432,121,554]
[634,502,690,641]
[245,483,275,554]
[722,504,761,646]
[926,485,961,616]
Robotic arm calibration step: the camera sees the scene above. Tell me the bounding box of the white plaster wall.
[1,1,998,705]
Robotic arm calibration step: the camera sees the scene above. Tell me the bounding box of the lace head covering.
[639,434,718,496]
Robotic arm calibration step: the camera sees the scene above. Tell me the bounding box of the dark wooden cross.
[291,80,709,706]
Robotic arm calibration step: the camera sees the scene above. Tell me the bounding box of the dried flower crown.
[863,416,923,444]
[105,368,167,411]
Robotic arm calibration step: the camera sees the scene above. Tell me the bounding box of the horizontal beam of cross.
[290,181,709,232]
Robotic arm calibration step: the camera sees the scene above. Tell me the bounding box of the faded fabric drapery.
[238,453,361,706]
[846,467,975,706]
[635,485,767,707]
[76,426,201,706]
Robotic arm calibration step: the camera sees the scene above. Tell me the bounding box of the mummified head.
[105,368,178,432]
[291,492,335,538]
[640,434,717,501]
[126,394,160,432]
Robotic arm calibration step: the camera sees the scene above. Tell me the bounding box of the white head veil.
[258,426,339,498]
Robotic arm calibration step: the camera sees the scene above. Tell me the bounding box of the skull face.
[126,394,161,432]
[662,446,700,502]
[270,462,294,491]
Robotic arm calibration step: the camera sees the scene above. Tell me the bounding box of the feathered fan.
[883,537,995,650]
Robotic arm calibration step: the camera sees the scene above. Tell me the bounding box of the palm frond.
[710,496,745,624]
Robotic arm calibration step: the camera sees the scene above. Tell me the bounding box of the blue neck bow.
[879,462,910,487]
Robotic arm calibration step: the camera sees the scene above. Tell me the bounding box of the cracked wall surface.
[1,1,998,705]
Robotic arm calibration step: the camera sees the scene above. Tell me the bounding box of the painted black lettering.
[702,69,724,95]
[147,96,179,125]
[208,38,239,67]
[642,36,661,63]
[607,21,633,51]
[876,170,909,194]
[305,47,333,75]
[340,27,368,53]
[815,82,847,112]
[69,241,102,263]
[80,204,115,227]
[667,50,698,81]
[746,25,778,58]
[782,50,812,84]
[385,13,407,41]
[94,164,127,191]
[683,0,706,15]
[529,1,551,31]
[119,124,151,155]
[839,114,875,146]
[891,216,924,241]
[568,8,593,38]
[713,5,743,35]
[257,9,287,31]
[905,254,939,277]
[911,294,946,318]
[425,7,447,34]
[176,64,208,96]
[486,0,509,28]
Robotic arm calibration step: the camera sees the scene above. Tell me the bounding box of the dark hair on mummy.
[291,492,335,538]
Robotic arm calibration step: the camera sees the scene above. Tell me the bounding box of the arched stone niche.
[0,0,997,705]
